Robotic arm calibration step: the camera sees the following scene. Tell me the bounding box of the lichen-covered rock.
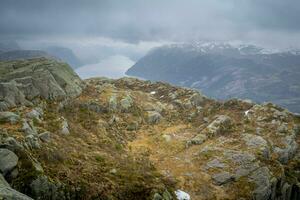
[249,167,272,200]
[0,174,33,200]
[242,133,269,158]
[274,134,298,164]
[0,112,20,124]
[0,81,31,111]
[189,92,205,107]
[0,58,82,109]
[21,120,37,136]
[25,135,40,149]
[38,131,51,143]
[147,111,162,124]
[206,115,233,136]
[0,148,18,175]
[187,133,207,146]
[25,108,43,122]
[120,95,133,112]
[211,172,234,185]
[205,159,226,170]
[2,137,24,152]
[60,118,70,135]
[108,95,118,112]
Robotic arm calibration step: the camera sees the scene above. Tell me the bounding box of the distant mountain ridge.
[126,42,300,113]
[43,46,82,68]
[0,50,54,61]
[0,41,82,69]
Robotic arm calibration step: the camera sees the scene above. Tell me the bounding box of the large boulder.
[0,148,18,175]
[0,174,33,200]
[0,112,20,124]
[0,58,82,110]
[205,115,233,137]
[147,111,162,124]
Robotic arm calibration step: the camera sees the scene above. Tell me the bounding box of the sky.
[1,0,300,77]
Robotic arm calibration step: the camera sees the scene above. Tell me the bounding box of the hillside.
[126,43,300,113]
[44,46,83,69]
[0,50,55,62]
[0,41,82,69]
[0,58,299,200]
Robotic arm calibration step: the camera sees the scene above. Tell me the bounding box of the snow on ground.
[175,190,190,200]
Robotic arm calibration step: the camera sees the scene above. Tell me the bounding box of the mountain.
[0,50,55,62]
[44,46,83,68]
[0,58,299,199]
[0,41,82,69]
[126,43,300,113]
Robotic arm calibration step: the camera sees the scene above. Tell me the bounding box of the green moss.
[95,155,105,163]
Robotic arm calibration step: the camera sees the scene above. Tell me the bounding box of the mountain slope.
[44,46,83,68]
[126,43,300,113]
[0,58,299,199]
[0,50,54,62]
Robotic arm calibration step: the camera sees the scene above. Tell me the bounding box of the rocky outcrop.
[0,174,33,200]
[205,115,233,137]
[0,58,82,111]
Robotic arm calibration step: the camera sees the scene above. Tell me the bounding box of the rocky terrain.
[0,58,299,200]
[126,42,300,113]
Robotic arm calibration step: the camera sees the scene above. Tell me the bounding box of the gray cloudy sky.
[1,0,300,47]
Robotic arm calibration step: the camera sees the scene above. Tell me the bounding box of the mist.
[1,0,300,78]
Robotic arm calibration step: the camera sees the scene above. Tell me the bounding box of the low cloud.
[1,0,300,48]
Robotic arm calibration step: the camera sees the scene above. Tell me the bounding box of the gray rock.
[39,131,51,142]
[187,133,207,146]
[30,176,63,200]
[25,108,43,122]
[21,120,37,136]
[0,81,31,111]
[274,135,298,164]
[212,172,234,185]
[25,135,40,149]
[206,115,232,137]
[0,173,33,200]
[234,161,260,179]
[278,123,288,133]
[189,93,205,107]
[0,58,82,110]
[0,112,20,124]
[120,95,133,112]
[206,159,226,169]
[108,95,118,112]
[249,167,272,200]
[242,134,269,158]
[60,118,70,135]
[147,111,162,124]
[223,150,256,165]
[0,173,9,187]
[0,148,18,175]
[3,137,24,151]
[169,92,178,100]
